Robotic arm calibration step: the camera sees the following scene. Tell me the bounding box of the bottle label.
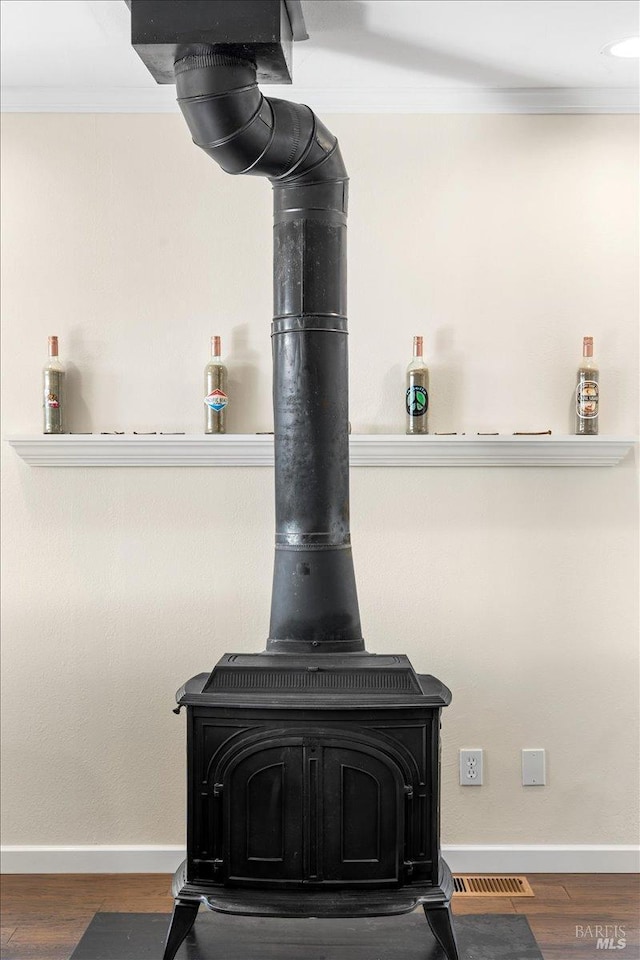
[204,389,228,412]
[46,393,60,409]
[406,385,428,417]
[576,380,599,420]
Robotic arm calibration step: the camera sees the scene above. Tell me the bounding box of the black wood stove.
[127,3,459,958]
[167,656,457,960]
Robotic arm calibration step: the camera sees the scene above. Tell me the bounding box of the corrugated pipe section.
[175,51,363,654]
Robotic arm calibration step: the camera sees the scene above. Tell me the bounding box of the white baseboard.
[0,845,186,874]
[1,844,638,875]
[442,845,640,874]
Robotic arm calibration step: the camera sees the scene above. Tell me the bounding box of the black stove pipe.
[175,51,363,654]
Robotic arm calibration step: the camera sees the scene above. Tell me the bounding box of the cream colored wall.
[1,113,638,847]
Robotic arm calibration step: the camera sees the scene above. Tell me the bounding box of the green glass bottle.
[575,336,599,436]
[406,335,429,435]
[204,336,228,434]
[43,336,65,434]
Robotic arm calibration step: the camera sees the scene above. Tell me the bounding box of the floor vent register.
[453,875,535,898]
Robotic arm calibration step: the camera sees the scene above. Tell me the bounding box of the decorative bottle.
[406,335,429,435]
[43,336,65,434]
[204,336,228,434]
[575,336,599,436]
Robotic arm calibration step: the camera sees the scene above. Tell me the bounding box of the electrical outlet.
[459,749,483,786]
[522,749,546,786]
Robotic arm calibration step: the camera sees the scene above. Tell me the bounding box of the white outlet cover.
[522,748,546,786]
[459,749,483,786]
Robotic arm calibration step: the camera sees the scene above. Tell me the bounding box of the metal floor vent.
[453,875,534,898]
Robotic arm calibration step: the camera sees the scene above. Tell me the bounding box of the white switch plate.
[522,748,546,786]
[459,749,483,786]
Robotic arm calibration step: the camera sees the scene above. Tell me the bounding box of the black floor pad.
[70,910,543,959]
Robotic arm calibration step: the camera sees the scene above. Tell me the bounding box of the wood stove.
[126,3,460,958]
[163,655,457,959]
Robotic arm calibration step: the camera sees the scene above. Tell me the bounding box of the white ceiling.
[1,0,638,113]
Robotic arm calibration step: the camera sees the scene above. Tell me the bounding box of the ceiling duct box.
[126,0,307,84]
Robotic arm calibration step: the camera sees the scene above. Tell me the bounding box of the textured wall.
[1,113,638,846]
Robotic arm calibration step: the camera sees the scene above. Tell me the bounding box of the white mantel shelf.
[5,434,635,467]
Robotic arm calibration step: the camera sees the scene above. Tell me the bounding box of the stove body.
[166,656,457,958]
[180,656,449,896]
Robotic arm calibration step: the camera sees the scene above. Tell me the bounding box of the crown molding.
[1,85,638,115]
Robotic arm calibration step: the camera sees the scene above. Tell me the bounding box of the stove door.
[222,734,405,887]
[321,744,403,884]
[226,744,304,884]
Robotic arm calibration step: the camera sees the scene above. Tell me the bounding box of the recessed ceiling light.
[601,36,640,58]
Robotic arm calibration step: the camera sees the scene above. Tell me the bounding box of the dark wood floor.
[1,874,638,960]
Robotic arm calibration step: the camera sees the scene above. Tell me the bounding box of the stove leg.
[423,904,460,960]
[162,899,200,960]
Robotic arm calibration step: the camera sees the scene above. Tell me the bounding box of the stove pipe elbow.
[175,51,363,654]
